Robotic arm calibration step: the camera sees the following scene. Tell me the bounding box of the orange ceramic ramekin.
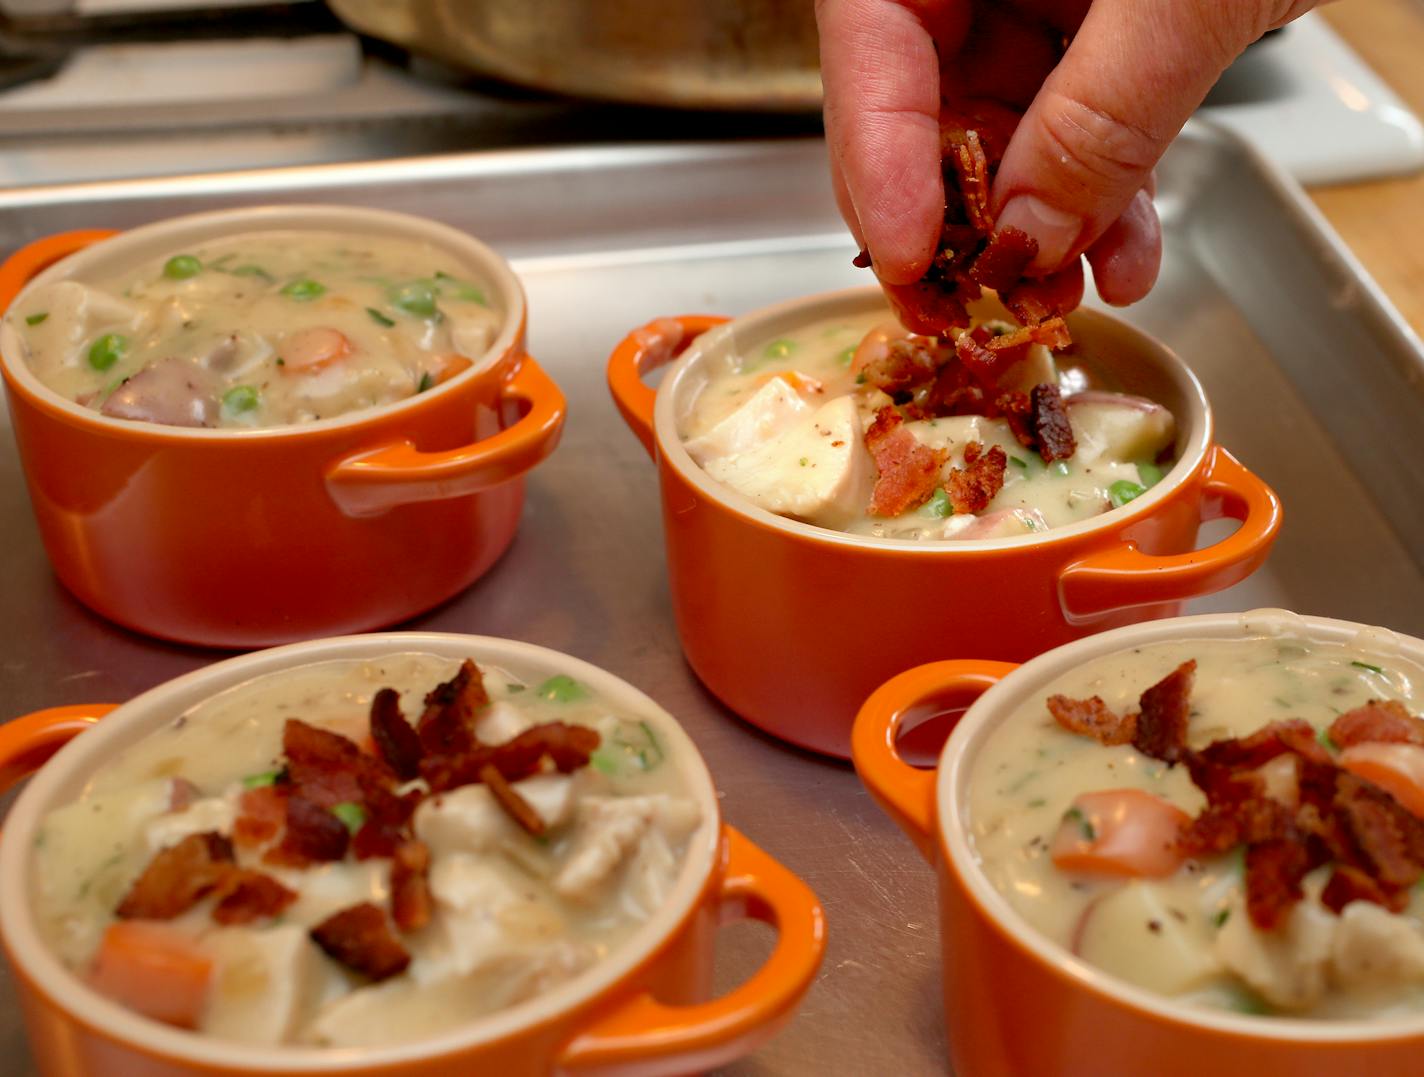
[0,207,567,648]
[607,288,1282,758]
[853,609,1424,1077]
[0,632,826,1077]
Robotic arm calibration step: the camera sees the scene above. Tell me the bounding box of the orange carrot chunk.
[1050,789,1192,878]
[1339,743,1424,818]
[87,921,212,1029]
[278,328,351,373]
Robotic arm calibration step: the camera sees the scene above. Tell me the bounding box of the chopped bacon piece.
[1321,864,1409,915]
[1132,661,1196,764]
[1002,274,1076,327]
[283,719,385,809]
[1030,383,1076,462]
[858,335,950,398]
[1334,774,1424,889]
[864,407,949,517]
[1198,719,1330,770]
[955,328,1021,391]
[212,871,297,926]
[967,226,1037,292]
[947,128,993,233]
[1244,836,1311,930]
[233,785,286,848]
[944,442,1006,515]
[389,840,432,933]
[994,391,1035,449]
[986,317,1072,354]
[265,794,349,867]
[116,832,234,921]
[416,659,489,756]
[351,788,421,861]
[370,687,423,781]
[310,903,410,981]
[1329,700,1424,749]
[480,763,546,836]
[421,722,601,794]
[1046,694,1135,746]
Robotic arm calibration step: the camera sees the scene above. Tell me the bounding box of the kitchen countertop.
[1316,0,1424,336]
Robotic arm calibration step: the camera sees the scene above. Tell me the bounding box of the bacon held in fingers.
[389,840,432,932]
[944,442,1007,515]
[310,903,410,981]
[865,407,949,517]
[116,832,235,921]
[370,687,423,781]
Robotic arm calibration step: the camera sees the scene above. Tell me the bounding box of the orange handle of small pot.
[0,230,118,314]
[852,661,1017,861]
[0,705,116,795]
[558,825,825,1076]
[1058,446,1282,623]
[326,355,566,517]
[606,315,729,459]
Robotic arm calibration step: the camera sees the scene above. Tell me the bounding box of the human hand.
[818,0,1320,306]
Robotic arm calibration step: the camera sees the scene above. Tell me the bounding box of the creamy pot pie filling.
[971,636,1424,1019]
[31,654,700,1046]
[9,230,503,428]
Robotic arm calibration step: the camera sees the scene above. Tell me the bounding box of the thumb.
[991,0,1308,273]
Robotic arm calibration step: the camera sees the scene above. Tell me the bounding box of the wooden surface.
[1314,0,1424,335]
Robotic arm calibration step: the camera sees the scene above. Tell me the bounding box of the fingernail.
[995,195,1083,272]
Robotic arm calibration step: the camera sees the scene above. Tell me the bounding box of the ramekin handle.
[852,661,1017,861]
[326,355,566,517]
[0,230,118,313]
[557,825,825,1076]
[0,705,117,795]
[1057,446,1282,623]
[606,315,728,459]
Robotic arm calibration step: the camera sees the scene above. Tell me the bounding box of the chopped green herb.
[242,769,281,789]
[920,487,953,519]
[331,802,366,833]
[1108,479,1147,508]
[87,333,127,372]
[162,254,202,280]
[1027,798,1046,808]
[762,338,797,360]
[1063,805,1096,841]
[505,683,526,694]
[24,311,48,326]
[231,264,275,282]
[433,271,487,304]
[222,385,260,415]
[855,372,867,385]
[837,346,855,367]
[1135,460,1165,487]
[281,279,326,302]
[390,281,438,318]
[1051,460,1070,477]
[367,307,396,328]
[417,372,434,393]
[537,674,586,703]
[1351,660,1385,674]
[1273,696,1292,709]
[1316,726,1339,753]
[1213,908,1231,928]
[1009,456,1029,471]
[275,357,286,366]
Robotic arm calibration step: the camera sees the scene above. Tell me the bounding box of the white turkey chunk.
[475,700,533,745]
[1075,882,1223,996]
[703,395,875,528]
[1330,902,1424,990]
[415,785,519,856]
[554,795,701,905]
[202,926,334,1045]
[143,796,236,853]
[1214,896,1336,1009]
[22,281,141,360]
[1067,395,1176,466]
[995,342,1056,394]
[265,859,389,925]
[684,375,811,464]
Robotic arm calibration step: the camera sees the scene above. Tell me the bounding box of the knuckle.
[1032,92,1165,193]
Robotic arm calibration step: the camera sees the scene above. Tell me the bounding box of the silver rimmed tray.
[2,121,1422,1074]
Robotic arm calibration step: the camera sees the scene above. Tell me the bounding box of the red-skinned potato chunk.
[1051,789,1193,878]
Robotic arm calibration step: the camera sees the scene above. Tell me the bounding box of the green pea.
[1108,479,1147,508]
[222,385,260,415]
[331,802,366,833]
[390,281,438,318]
[87,333,127,371]
[24,312,48,326]
[536,674,586,703]
[1136,460,1165,487]
[163,254,202,280]
[367,307,395,328]
[762,338,797,360]
[281,279,326,302]
[919,488,953,519]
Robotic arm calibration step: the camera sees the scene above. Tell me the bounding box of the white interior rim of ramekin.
[0,205,526,440]
[653,285,1213,554]
[0,633,722,1070]
[938,608,1424,1042]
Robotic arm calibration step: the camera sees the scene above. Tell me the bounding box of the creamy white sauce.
[32,654,699,1047]
[678,311,1177,540]
[8,231,503,429]
[970,636,1424,1019]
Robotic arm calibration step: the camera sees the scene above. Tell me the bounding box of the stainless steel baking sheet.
[2,121,1422,1075]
